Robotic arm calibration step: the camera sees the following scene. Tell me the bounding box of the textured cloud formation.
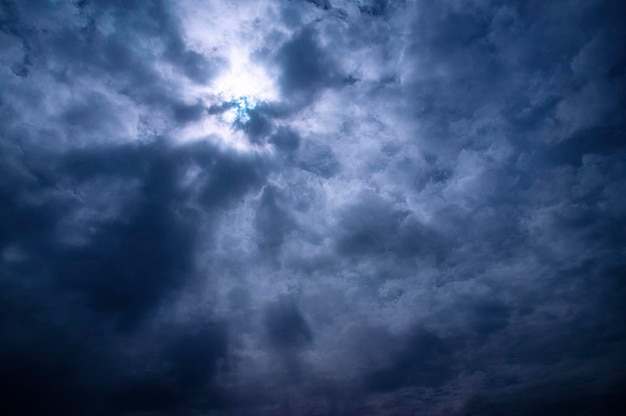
[1,0,625,415]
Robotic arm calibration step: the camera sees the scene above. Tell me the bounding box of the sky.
[1,0,625,415]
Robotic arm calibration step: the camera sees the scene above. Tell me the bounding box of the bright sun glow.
[213,48,278,105]
[208,48,278,146]
[177,47,279,151]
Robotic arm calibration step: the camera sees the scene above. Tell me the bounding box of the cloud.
[364,327,457,392]
[255,184,294,253]
[275,27,348,103]
[264,296,313,351]
[0,139,268,413]
[1,0,625,414]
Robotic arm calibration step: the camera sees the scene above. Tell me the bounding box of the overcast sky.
[1,0,625,415]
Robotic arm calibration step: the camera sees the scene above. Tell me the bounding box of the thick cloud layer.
[1,0,625,415]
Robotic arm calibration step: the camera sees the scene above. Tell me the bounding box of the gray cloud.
[1,0,625,415]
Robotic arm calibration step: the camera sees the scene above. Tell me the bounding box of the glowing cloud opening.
[212,48,278,106]
[177,46,278,152]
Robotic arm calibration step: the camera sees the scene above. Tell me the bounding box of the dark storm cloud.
[296,137,340,178]
[358,0,389,17]
[364,328,457,393]
[264,296,313,351]
[460,372,626,416]
[0,138,269,414]
[304,0,332,11]
[2,0,626,415]
[276,27,346,102]
[255,185,294,253]
[172,101,206,123]
[57,141,268,324]
[335,190,445,259]
[269,126,301,153]
[107,321,229,413]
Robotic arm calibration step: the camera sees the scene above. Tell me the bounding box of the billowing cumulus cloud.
[1,0,625,415]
